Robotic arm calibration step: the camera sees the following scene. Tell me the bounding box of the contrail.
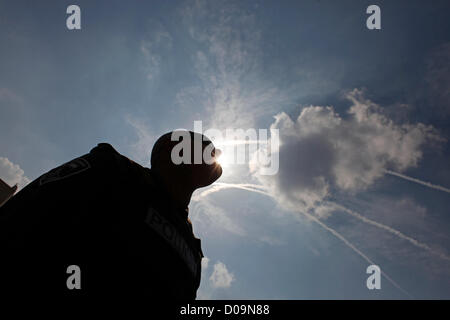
[196,183,411,297]
[202,183,446,266]
[215,140,262,146]
[299,210,412,298]
[330,202,450,262]
[215,182,269,190]
[192,183,271,201]
[385,170,450,194]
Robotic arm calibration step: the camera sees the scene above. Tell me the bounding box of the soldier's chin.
[212,163,223,180]
[198,164,222,187]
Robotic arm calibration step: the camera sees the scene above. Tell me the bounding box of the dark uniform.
[0,143,203,299]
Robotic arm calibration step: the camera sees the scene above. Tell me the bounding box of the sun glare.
[215,149,233,167]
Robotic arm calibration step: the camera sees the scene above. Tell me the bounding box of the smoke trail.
[215,182,269,190]
[385,170,450,194]
[195,183,411,297]
[330,202,450,262]
[192,183,271,201]
[200,181,447,266]
[300,210,412,298]
[215,140,262,146]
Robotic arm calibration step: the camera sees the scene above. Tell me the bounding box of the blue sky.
[1,0,450,299]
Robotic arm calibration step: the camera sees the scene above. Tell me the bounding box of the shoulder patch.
[39,158,91,186]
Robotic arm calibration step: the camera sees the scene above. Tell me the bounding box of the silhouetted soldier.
[0,131,222,300]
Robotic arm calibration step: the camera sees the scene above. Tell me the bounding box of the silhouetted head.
[151,131,222,189]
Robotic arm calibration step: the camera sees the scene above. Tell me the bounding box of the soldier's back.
[0,143,202,300]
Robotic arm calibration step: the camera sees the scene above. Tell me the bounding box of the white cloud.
[253,89,441,214]
[0,157,30,189]
[209,261,235,288]
[201,256,210,270]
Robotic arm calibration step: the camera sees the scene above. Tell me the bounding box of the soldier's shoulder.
[88,143,137,168]
[90,143,120,156]
[90,143,154,181]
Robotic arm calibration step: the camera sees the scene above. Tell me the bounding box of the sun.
[215,149,233,167]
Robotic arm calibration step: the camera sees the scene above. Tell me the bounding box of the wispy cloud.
[178,0,292,129]
[425,42,450,116]
[190,197,247,237]
[140,22,173,80]
[125,115,157,165]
